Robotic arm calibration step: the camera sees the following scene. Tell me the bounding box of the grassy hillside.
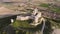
[39,3,60,13]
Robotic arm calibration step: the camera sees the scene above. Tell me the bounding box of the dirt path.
[52,29,60,34]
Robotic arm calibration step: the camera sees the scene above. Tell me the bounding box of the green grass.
[13,20,34,28]
[51,7,60,13]
[40,3,49,8]
[39,3,60,13]
[49,19,60,28]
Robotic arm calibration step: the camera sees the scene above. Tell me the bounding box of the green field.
[40,3,60,13]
